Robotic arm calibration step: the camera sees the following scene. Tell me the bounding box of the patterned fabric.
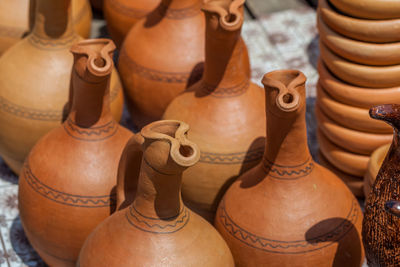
[0,7,324,266]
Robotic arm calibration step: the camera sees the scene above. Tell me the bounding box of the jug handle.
[116,133,144,210]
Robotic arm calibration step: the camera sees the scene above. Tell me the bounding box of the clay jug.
[104,0,160,47]
[214,70,364,266]
[77,120,234,266]
[18,38,133,267]
[0,0,92,55]
[163,0,264,222]
[362,104,400,266]
[0,0,124,175]
[118,0,204,128]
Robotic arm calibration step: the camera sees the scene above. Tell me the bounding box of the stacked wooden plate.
[317,0,400,197]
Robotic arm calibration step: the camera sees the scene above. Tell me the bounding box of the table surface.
[0,6,366,267]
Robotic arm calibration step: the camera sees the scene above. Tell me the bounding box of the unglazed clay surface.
[319,0,400,43]
[320,42,400,88]
[104,0,160,47]
[0,0,123,174]
[330,0,400,20]
[163,0,264,222]
[0,0,92,55]
[318,61,400,109]
[318,16,400,66]
[215,70,364,266]
[78,120,234,266]
[317,84,392,134]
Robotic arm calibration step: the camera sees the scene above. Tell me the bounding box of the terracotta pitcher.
[163,0,264,222]
[77,120,234,266]
[119,0,251,128]
[0,0,92,55]
[104,0,160,47]
[0,0,124,175]
[363,104,400,266]
[118,0,205,128]
[18,39,132,267]
[214,70,364,266]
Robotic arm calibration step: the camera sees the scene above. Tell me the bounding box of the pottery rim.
[320,42,400,88]
[316,83,392,134]
[316,105,393,155]
[317,128,368,177]
[318,61,400,108]
[329,0,400,20]
[318,15,400,66]
[319,0,400,43]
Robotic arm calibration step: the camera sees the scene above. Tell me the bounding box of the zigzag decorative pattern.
[218,199,359,254]
[201,80,250,98]
[263,158,314,180]
[64,118,118,141]
[28,33,79,50]
[200,147,264,165]
[120,49,201,84]
[22,162,116,208]
[0,83,120,121]
[126,205,190,234]
[0,96,61,121]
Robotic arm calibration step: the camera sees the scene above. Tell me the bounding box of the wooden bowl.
[330,0,400,20]
[317,83,392,133]
[317,128,369,177]
[318,16,400,66]
[318,61,400,108]
[320,42,400,88]
[316,105,393,155]
[364,143,391,199]
[319,0,400,43]
[318,151,364,198]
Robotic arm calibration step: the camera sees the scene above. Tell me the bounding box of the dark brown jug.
[363,104,400,266]
[214,70,364,266]
[18,39,133,267]
[78,120,234,266]
[163,0,264,222]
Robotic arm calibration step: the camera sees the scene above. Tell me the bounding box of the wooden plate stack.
[316,0,400,197]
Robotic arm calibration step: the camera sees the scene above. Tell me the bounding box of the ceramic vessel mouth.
[370,104,400,129]
[70,39,115,77]
[202,0,244,31]
[141,120,200,167]
[262,70,306,113]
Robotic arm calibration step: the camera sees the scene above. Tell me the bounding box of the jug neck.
[201,0,248,96]
[262,70,311,178]
[67,39,116,128]
[31,0,75,40]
